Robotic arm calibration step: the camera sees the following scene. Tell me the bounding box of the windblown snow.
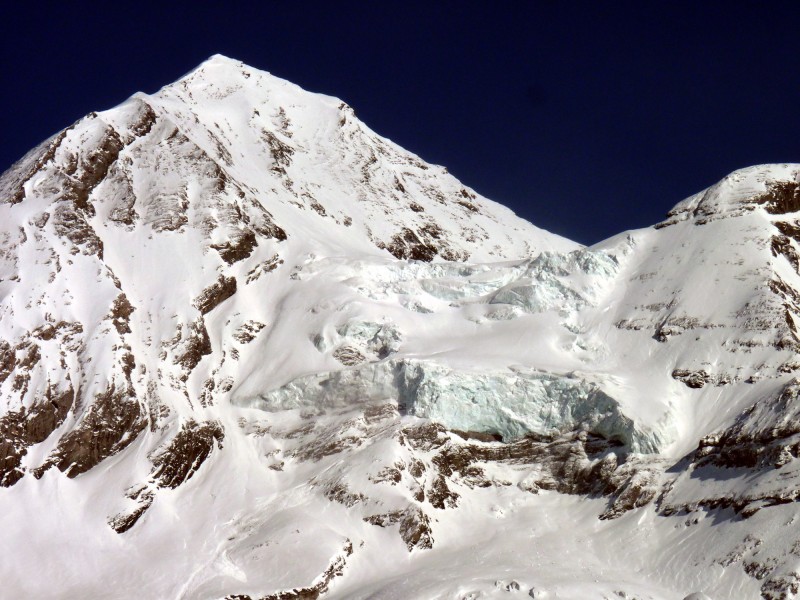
[2,54,800,599]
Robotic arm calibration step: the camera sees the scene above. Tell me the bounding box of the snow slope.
[2,55,800,599]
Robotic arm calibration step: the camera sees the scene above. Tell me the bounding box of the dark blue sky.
[3,2,799,244]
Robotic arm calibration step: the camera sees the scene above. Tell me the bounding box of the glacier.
[243,357,662,452]
[1,55,800,599]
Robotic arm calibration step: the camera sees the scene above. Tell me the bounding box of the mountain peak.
[183,53,258,76]
[659,163,800,228]
[163,54,327,105]
[205,52,241,64]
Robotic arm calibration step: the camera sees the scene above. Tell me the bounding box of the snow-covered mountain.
[2,54,800,599]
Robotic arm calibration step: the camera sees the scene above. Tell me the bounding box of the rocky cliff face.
[1,55,800,599]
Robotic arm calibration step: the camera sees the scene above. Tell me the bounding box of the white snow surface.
[1,55,800,599]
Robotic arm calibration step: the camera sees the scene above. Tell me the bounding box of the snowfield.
[1,55,800,599]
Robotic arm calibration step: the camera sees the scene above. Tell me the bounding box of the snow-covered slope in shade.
[2,55,800,599]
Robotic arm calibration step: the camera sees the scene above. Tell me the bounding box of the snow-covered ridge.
[2,55,800,598]
[141,54,579,262]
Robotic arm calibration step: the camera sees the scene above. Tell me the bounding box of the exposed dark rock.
[324,481,366,507]
[768,277,800,351]
[451,429,504,443]
[127,102,158,139]
[32,324,58,341]
[232,320,266,344]
[109,500,152,533]
[109,294,135,335]
[250,206,287,241]
[15,340,41,371]
[332,346,366,366]
[52,202,104,258]
[9,340,41,396]
[664,380,800,520]
[199,377,215,407]
[309,201,326,216]
[654,316,700,342]
[246,254,284,284]
[258,539,353,600]
[428,474,460,509]
[744,559,776,581]
[761,571,800,600]
[68,126,125,212]
[108,198,138,227]
[0,341,16,385]
[212,229,258,264]
[672,369,712,389]
[775,220,800,242]
[174,318,212,374]
[383,227,439,262]
[0,383,75,486]
[41,383,145,478]
[771,235,800,273]
[108,486,154,533]
[397,508,432,551]
[456,199,479,213]
[456,189,480,213]
[364,507,432,551]
[656,179,800,228]
[399,422,651,519]
[119,350,136,379]
[262,130,294,176]
[400,422,448,451]
[362,403,398,424]
[599,462,662,520]
[108,420,225,533]
[754,180,800,215]
[194,275,237,315]
[107,169,139,227]
[292,431,364,462]
[148,189,189,232]
[407,458,426,478]
[3,126,73,205]
[370,463,403,485]
[150,419,224,489]
[694,379,800,470]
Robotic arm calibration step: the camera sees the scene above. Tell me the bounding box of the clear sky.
[2,2,799,244]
